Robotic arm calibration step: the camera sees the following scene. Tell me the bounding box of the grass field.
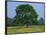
[7,25,45,34]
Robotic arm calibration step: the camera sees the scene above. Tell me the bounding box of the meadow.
[7,25,45,34]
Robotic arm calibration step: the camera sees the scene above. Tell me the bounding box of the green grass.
[7,25,45,34]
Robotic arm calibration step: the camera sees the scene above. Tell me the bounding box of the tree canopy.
[13,4,38,26]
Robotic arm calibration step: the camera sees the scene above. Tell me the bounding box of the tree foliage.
[13,4,38,26]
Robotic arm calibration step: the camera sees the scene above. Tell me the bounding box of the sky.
[7,2,45,20]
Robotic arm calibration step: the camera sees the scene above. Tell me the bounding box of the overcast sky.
[7,2,45,19]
